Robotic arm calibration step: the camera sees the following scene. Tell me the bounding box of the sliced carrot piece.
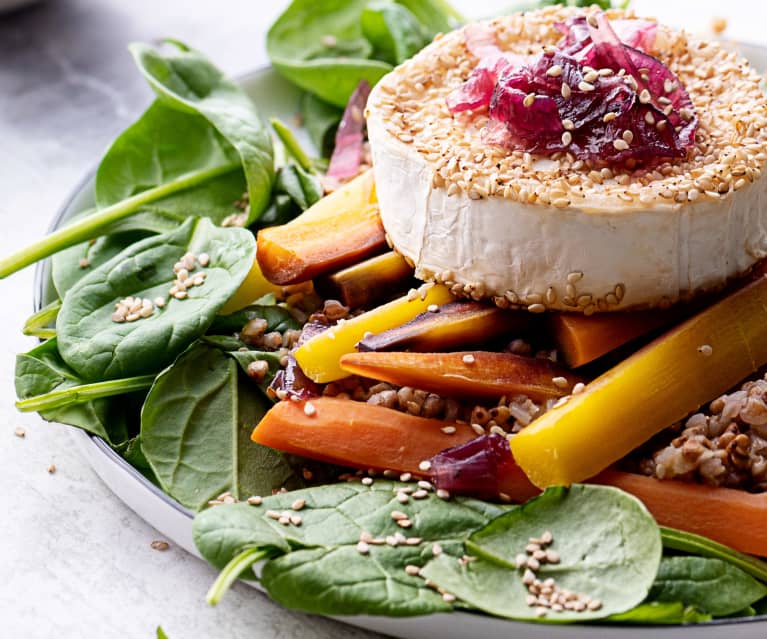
[256,169,385,285]
[340,351,583,401]
[252,397,475,473]
[548,310,683,368]
[595,470,767,557]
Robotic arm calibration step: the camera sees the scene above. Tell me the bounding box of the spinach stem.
[661,527,767,583]
[0,163,238,279]
[270,118,315,173]
[206,547,269,606]
[23,299,62,338]
[16,374,156,412]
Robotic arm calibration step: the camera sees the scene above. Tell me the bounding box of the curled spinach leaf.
[57,217,255,381]
[194,480,506,614]
[606,602,712,625]
[421,485,662,622]
[15,339,128,445]
[129,40,274,223]
[648,556,767,617]
[141,344,301,511]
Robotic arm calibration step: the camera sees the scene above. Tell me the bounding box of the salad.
[7,0,767,628]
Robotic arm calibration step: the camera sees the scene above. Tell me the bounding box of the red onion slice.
[327,80,371,180]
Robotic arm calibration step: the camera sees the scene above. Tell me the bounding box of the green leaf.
[649,556,767,617]
[156,627,169,639]
[661,526,767,584]
[606,602,712,625]
[14,339,128,444]
[270,118,315,173]
[141,344,301,511]
[193,480,507,614]
[300,92,342,158]
[52,230,152,298]
[393,0,465,33]
[267,0,392,108]
[422,485,662,622]
[258,164,323,227]
[57,217,255,381]
[129,41,274,223]
[361,2,429,65]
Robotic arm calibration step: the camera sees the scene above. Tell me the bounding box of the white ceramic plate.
[39,64,767,639]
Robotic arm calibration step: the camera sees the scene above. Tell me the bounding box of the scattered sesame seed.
[266,509,281,520]
[546,65,563,77]
[522,569,536,585]
[527,557,541,571]
[622,130,634,144]
[278,516,291,526]
[432,543,443,556]
[436,488,451,500]
[406,537,422,545]
[405,565,421,576]
[361,476,374,486]
[291,498,306,511]
[396,492,410,504]
[357,541,370,554]
[47,463,56,474]
[391,510,409,521]
[400,472,412,482]
[79,258,90,269]
[578,81,595,92]
[412,489,429,499]
[441,426,457,435]
[546,549,561,564]
[523,92,536,108]
[698,344,713,356]
[561,131,572,147]
[418,480,434,491]
[560,82,571,99]
[396,519,413,529]
[515,553,528,568]
[247,495,263,506]
[14,426,26,438]
[561,118,574,131]
[612,138,629,151]
[551,376,569,389]
[462,354,475,365]
[151,540,170,551]
[303,402,317,417]
[418,460,432,472]
[442,593,456,603]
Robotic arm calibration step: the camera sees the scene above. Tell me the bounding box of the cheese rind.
[365,8,767,312]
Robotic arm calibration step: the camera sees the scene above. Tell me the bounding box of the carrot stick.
[252,397,477,474]
[256,170,385,285]
[594,470,767,557]
[340,351,584,401]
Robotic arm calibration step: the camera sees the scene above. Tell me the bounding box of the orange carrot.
[253,397,475,473]
[548,310,683,368]
[594,470,767,557]
[256,170,385,285]
[340,351,583,401]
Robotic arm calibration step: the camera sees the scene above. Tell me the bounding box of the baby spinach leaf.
[193,480,506,614]
[14,339,128,444]
[393,0,464,34]
[141,344,301,511]
[267,0,392,108]
[606,602,712,625]
[57,217,255,381]
[95,101,248,234]
[270,118,315,173]
[259,163,323,227]
[421,485,662,621]
[115,435,160,486]
[648,556,767,617]
[300,92,342,158]
[52,230,152,299]
[661,526,767,584]
[361,1,429,65]
[129,41,274,223]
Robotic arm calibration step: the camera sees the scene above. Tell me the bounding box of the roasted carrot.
[314,251,415,310]
[548,310,684,368]
[252,397,476,473]
[256,170,385,285]
[595,470,767,557]
[340,351,583,401]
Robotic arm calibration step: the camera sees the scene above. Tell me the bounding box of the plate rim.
[36,64,767,633]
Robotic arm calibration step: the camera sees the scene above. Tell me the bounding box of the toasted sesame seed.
[561,82,571,99]
[357,541,370,554]
[551,376,569,389]
[561,131,572,146]
[405,564,421,576]
[290,515,303,526]
[698,344,713,356]
[588,600,603,611]
[586,13,598,27]
[572,382,586,395]
[418,460,432,472]
[546,65,563,77]
[303,402,316,417]
[436,488,451,500]
[14,426,26,438]
[412,489,429,499]
[418,480,433,491]
[522,569,536,585]
[515,553,528,568]
[561,118,574,131]
[441,426,457,434]
[151,540,170,551]
[583,70,598,84]
[173,291,188,300]
[427,304,439,313]
[391,510,408,521]
[361,476,374,486]
[526,543,541,554]
[291,498,305,511]
[462,353,475,365]
[432,543,443,556]
[266,509,281,520]
[578,81,595,92]
[247,495,263,505]
[622,130,634,144]
[527,557,541,571]
[400,472,412,482]
[442,593,456,603]
[396,492,410,504]
[546,549,561,563]
[523,92,536,108]
[613,138,629,151]
[79,258,90,269]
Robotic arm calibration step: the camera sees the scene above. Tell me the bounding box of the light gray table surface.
[1,1,763,638]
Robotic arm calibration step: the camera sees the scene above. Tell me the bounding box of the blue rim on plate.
[33,66,767,633]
